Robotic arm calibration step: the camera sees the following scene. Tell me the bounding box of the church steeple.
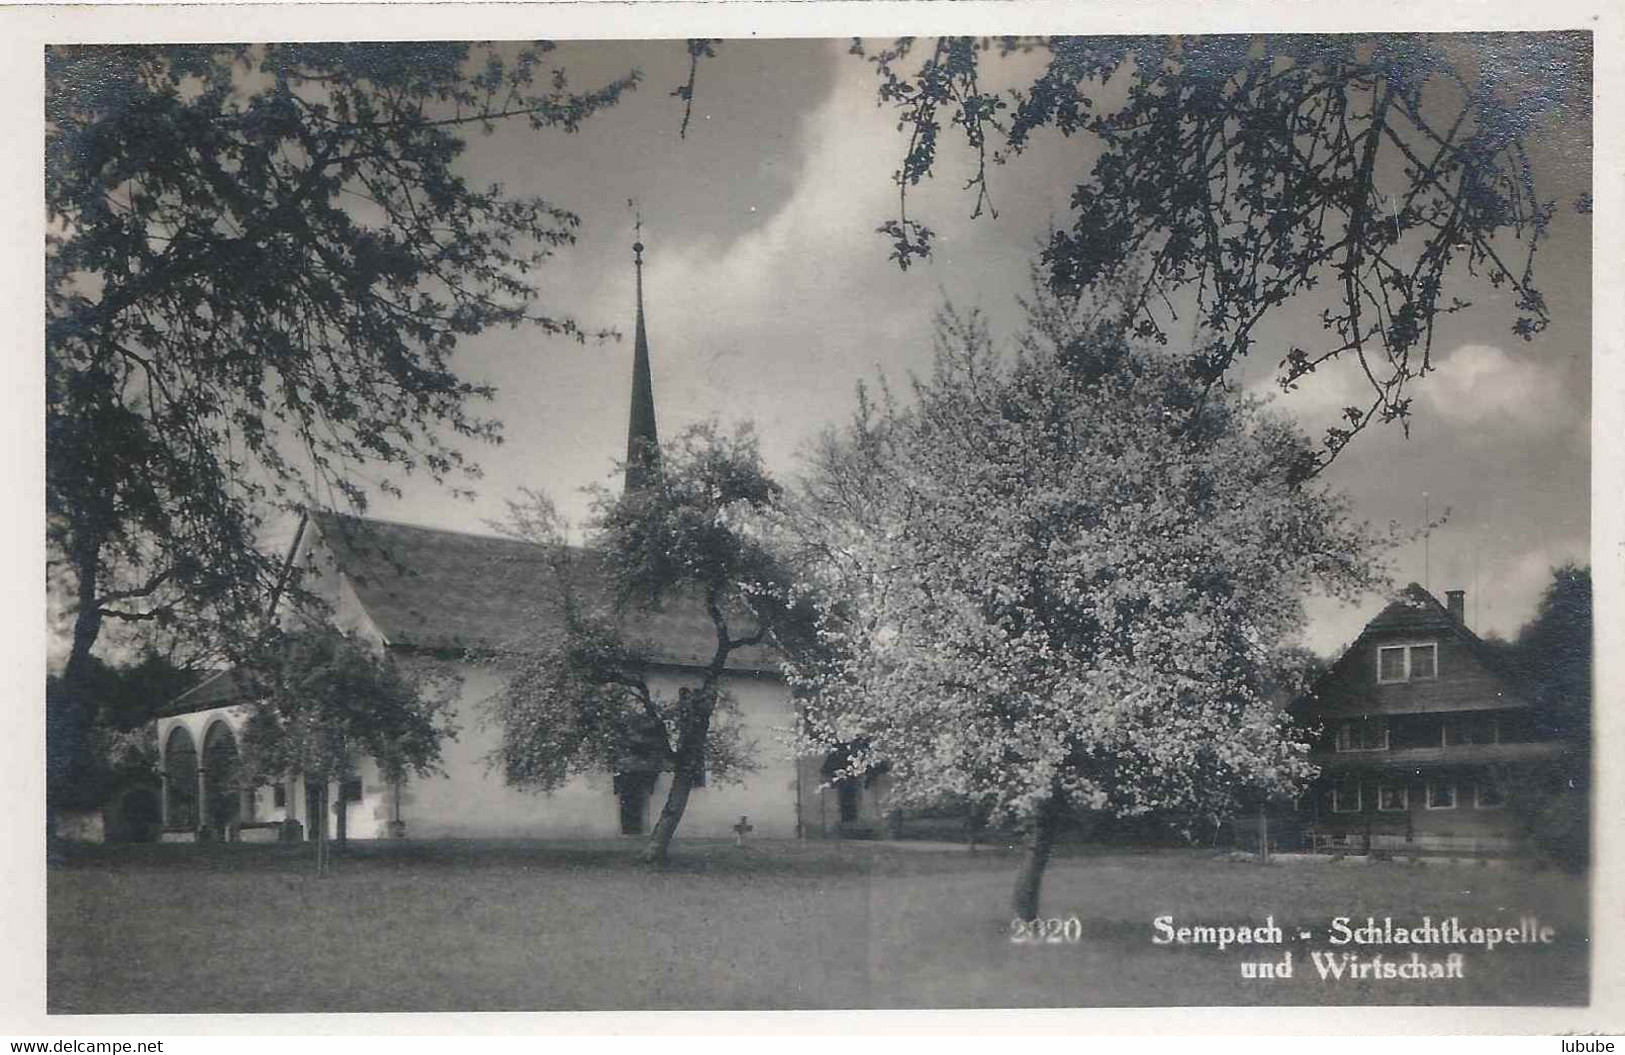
[624,231,660,493]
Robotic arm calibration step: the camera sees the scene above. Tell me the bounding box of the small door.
[837,779,861,823]
[614,771,655,835]
[619,789,647,835]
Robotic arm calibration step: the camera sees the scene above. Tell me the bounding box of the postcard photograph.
[35,20,1598,1017]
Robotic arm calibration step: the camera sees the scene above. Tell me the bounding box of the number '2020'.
[1010,917,1082,944]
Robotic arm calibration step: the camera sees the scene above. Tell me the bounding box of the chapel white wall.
[396,662,802,840]
[155,660,805,842]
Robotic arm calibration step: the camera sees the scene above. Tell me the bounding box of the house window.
[1377,784,1409,812]
[1475,779,1506,810]
[1335,717,1389,752]
[1331,778,1362,814]
[341,778,364,803]
[273,785,287,809]
[1443,716,1500,747]
[1378,643,1438,684]
[1426,780,1457,810]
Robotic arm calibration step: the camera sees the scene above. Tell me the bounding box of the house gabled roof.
[1362,582,1465,636]
[1358,582,1522,683]
[305,510,780,673]
[1292,582,1528,717]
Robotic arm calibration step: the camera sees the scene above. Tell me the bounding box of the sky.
[265,36,1591,658]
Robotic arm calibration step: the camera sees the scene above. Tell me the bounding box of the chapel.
[152,241,888,843]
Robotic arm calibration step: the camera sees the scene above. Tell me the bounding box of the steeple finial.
[625,209,659,493]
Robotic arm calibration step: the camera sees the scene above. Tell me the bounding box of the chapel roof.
[157,667,250,717]
[306,510,780,673]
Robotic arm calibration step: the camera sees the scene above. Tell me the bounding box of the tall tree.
[45,43,634,810]
[43,649,191,814]
[1512,562,1591,743]
[1504,563,1590,869]
[240,625,459,872]
[856,34,1588,467]
[788,291,1388,918]
[486,425,816,865]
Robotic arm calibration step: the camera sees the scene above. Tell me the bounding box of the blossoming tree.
[788,294,1388,918]
[240,625,460,873]
[486,425,819,865]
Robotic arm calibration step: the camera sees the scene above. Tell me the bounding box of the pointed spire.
[625,228,660,493]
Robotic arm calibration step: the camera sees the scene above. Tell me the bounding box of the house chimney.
[1445,589,1466,626]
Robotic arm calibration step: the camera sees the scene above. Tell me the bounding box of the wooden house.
[1288,583,1568,855]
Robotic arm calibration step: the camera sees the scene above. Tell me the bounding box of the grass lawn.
[47,839,1589,1013]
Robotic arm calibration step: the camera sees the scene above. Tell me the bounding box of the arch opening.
[201,721,243,834]
[163,726,198,830]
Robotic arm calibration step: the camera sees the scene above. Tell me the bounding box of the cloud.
[1420,342,1571,432]
[1249,340,1577,445]
[627,49,1013,467]
[1244,355,1384,451]
[1451,543,1583,642]
[660,48,919,321]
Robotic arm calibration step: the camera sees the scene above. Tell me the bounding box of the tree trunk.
[643,586,745,867]
[50,541,106,846]
[315,786,325,877]
[62,532,106,696]
[335,780,348,850]
[313,783,328,876]
[642,768,696,866]
[641,687,715,866]
[1011,793,1063,921]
